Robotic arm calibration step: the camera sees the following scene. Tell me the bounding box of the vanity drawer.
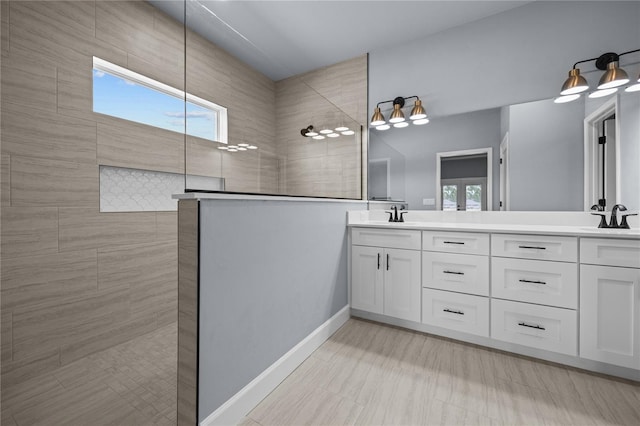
[491,299,577,356]
[491,257,578,309]
[422,288,489,337]
[580,238,640,269]
[422,231,489,255]
[491,234,577,262]
[351,227,421,250]
[423,252,489,296]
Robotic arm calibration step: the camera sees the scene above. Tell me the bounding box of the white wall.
[369,1,640,117]
[507,98,585,211]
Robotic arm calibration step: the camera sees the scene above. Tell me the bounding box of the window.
[92,57,227,143]
[441,178,487,211]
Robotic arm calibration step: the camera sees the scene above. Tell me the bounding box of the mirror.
[369,91,640,211]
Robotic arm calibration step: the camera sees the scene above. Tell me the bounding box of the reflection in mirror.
[369,91,639,211]
[439,152,489,211]
[152,0,365,199]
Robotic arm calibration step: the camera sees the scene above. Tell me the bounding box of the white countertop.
[348,211,640,239]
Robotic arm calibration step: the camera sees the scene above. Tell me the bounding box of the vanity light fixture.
[370,96,429,130]
[301,124,355,140]
[626,74,640,92]
[556,49,640,103]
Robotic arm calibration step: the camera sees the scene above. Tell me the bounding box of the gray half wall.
[197,198,366,421]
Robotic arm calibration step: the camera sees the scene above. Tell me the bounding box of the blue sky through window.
[93,69,217,141]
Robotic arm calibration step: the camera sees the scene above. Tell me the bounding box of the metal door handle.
[386,253,389,270]
[377,253,380,270]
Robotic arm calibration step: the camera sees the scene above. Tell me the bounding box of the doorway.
[436,148,493,211]
[584,98,619,210]
[369,158,391,200]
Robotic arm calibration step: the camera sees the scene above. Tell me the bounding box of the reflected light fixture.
[301,123,355,140]
[370,96,429,130]
[556,49,639,103]
[625,74,640,92]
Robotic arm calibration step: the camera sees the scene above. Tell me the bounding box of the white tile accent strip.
[100,166,184,212]
[100,166,225,212]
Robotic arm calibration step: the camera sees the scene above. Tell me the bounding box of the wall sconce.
[555,49,640,103]
[300,124,355,140]
[370,96,429,130]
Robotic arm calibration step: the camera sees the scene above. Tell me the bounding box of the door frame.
[499,132,510,211]
[584,96,620,211]
[368,158,391,200]
[436,148,493,211]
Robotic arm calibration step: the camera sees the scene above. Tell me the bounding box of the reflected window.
[442,184,458,211]
[92,57,227,143]
[441,179,486,211]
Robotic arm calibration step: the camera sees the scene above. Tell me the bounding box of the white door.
[580,264,640,369]
[351,245,383,314]
[383,248,421,322]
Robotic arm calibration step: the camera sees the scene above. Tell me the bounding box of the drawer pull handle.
[518,245,547,250]
[444,241,465,245]
[443,270,464,275]
[377,253,380,270]
[518,279,546,285]
[444,308,464,315]
[518,321,545,331]
[386,253,390,271]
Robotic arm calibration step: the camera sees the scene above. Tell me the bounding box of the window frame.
[92,56,228,144]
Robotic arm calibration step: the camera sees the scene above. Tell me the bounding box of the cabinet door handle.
[443,270,464,275]
[377,253,380,270]
[386,253,390,270]
[518,245,547,250]
[518,279,546,285]
[444,308,464,315]
[518,321,545,331]
[444,241,465,245]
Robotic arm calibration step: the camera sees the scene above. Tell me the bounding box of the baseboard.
[200,305,351,426]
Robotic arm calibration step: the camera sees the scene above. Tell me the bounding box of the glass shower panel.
[182,0,363,199]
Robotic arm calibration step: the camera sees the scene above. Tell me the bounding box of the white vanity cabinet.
[351,228,421,322]
[580,238,640,370]
[490,234,579,356]
[349,220,640,379]
[421,231,490,336]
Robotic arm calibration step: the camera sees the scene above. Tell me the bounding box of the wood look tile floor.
[240,319,640,426]
[2,322,176,426]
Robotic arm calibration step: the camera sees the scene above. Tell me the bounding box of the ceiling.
[150,0,533,81]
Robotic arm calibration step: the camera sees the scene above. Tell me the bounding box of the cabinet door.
[384,248,421,322]
[580,265,640,369]
[351,245,383,314]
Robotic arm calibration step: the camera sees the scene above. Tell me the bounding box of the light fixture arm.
[571,48,640,70]
[376,95,420,109]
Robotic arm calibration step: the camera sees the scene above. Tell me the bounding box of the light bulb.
[553,94,581,103]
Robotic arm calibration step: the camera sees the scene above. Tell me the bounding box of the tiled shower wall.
[1,0,367,420]
[0,0,277,404]
[276,56,368,199]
